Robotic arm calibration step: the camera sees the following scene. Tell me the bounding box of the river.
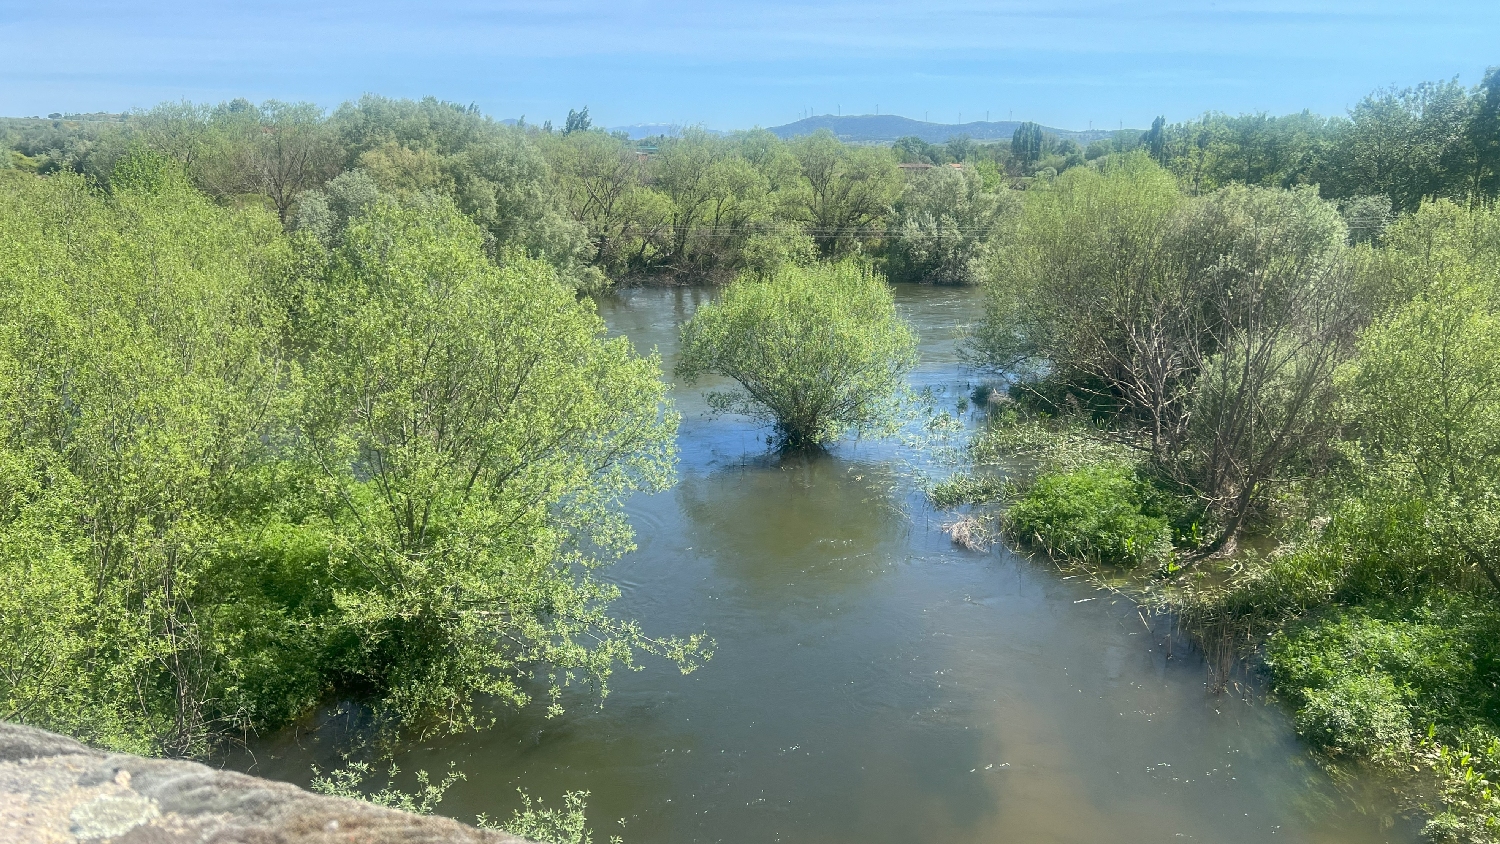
[245,284,1418,844]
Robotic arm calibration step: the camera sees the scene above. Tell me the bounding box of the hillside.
[765,113,1120,144]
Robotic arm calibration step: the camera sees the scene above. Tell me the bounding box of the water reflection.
[677,455,904,600]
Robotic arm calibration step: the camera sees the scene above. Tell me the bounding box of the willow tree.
[973,153,1360,549]
[0,163,706,755]
[676,261,918,449]
[886,165,1016,284]
[0,160,294,755]
[788,131,902,257]
[299,197,704,731]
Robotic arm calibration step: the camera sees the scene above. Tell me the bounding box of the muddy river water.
[248,285,1418,844]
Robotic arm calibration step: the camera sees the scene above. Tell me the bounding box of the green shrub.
[1265,600,1500,761]
[1295,673,1411,759]
[675,261,918,449]
[310,759,464,815]
[1004,464,1174,567]
[1422,734,1500,843]
[480,790,609,844]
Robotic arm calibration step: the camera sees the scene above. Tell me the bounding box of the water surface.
[249,285,1417,844]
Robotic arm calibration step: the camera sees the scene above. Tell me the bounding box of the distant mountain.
[765,114,1120,144]
[606,123,727,140]
[497,121,721,139]
[495,113,1127,145]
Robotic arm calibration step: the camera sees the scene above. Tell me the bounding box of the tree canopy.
[0,160,703,756]
[676,261,918,449]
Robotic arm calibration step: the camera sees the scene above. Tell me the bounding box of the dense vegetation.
[0,100,1004,286]
[957,135,1500,836]
[1142,71,1500,214]
[7,67,1491,291]
[5,63,1500,839]
[0,154,704,758]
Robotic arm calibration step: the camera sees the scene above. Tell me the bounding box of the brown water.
[246,285,1418,844]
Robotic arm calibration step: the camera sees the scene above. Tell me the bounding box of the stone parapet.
[0,722,529,844]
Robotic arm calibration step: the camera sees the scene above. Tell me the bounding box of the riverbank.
[228,285,1415,844]
[937,410,1500,842]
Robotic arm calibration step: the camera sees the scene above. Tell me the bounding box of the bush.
[675,261,918,449]
[481,790,607,844]
[0,176,705,755]
[1294,672,1412,759]
[1265,600,1500,757]
[1004,464,1175,567]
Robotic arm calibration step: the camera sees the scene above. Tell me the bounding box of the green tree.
[328,95,596,287]
[886,165,1015,284]
[1331,201,1500,595]
[205,100,343,224]
[0,161,296,755]
[542,129,660,270]
[1469,66,1500,199]
[676,261,918,448]
[297,196,703,730]
[787,131,901,257]
[563,107,592,135]
[651,130,773,279]
[1329,80,1476,212]
[1172,183,1358,545]
[0,162,707,756]
[945,135,976,163]
[970,152,1187,398]
[1143,116,1166,163]
[894,135,944,165]
[1011,122,1044,165]
[973,153,1359,548]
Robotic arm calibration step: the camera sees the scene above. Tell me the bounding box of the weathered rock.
[0,722,530,844]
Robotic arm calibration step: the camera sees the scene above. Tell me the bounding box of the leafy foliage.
[480,790,616,844]
[676,261,918,448]
[786,131,903,258]
[973,154,1358,547]
[311,759,465,815]
[0,163,296,754]
[1004,465,1176,568]
[297,197,702,731]
[1143,200,1500,838]
[885,165,1015,285]
[0,168,704,755]
[1265,600,1500,761]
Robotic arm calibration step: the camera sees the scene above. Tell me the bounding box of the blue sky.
[1,1,1497,131]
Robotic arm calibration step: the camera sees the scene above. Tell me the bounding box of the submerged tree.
[676,261,918,449]
[0,165,707,755]
[298,196,704,731]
